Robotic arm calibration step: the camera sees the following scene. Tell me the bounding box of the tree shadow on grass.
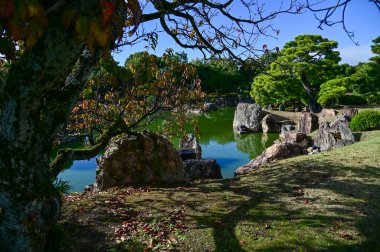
[59,157,380,251]
[142,158,380,251]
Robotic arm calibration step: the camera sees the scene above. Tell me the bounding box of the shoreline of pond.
[58,107,279,192]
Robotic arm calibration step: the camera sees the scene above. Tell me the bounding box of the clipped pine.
[350,110,380,131]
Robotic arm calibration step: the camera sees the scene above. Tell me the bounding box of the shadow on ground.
[59,153,380,251]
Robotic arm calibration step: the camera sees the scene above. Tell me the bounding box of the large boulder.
[313,120,355,151]
[183,160,223,180]
[329,118,355,141]
[233,103,266,133]
[96,132,185,189]
[298,112,319,134]
[179,134,202,160]
[261,114,282,133]
[313,126,337,152]
[235,141,307,176]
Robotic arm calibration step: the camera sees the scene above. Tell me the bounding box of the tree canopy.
[317,36,380,106]
[251,34,341,112]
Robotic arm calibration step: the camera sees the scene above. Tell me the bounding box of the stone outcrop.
[179,134,202,160]
[235,141,307,176]
[320,108,338,117]
[261,114,295,133]
[261,114,282,133]
[342,107,358,119]
[96,132,185,189]
[281,123,296,132]
[183,160,223,180]
[313,119,355,152]
[233,103,266,134]
[280,130,312,149]
[298,112,319,134]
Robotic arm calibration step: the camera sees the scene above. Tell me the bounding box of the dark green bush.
[339,95,368,105]
[350,110,380,131]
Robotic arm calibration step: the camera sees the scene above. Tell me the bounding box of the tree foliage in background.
[318,36,380,106]
[348,36,380,104]
[192,51,278,95]
[61,50,204,165]
[192,58,244,94]
[251,34,341,112]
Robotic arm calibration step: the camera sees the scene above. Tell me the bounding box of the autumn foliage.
[67,50,206,139]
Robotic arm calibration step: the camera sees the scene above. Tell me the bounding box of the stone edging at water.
[233,103,357,176]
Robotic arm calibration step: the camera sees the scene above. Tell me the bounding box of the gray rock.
[262,114,282,133]
[280,130,312,149]
[184,160,223,180]
[203,102,217,112]
[233,103,266,133]
[342,107,358,119]
[281,124,296,132]
[313,127,337,152]
[313,120,355,151]
[329,118,355,141]
[178,149,197,160]
[339,121,355,141]
[96,132,185,189]
[235,141,307,176]
[298,112,319,134]
[179,134,202,159]
[320,108,338,117]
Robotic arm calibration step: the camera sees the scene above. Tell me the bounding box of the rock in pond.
[179,134,202,160]
[261,114,282,133]
[183,160,223,180]
[233,103,266,134]
[96,132,185,189]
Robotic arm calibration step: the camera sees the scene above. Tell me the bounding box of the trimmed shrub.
[339,95,368,105]
[350,110,380,131]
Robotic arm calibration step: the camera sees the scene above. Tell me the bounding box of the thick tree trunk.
[0,1,108,250]
[300,73,322,113]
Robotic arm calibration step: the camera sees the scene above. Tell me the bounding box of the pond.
[58,107,278,192]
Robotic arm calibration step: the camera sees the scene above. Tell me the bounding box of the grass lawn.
[58,131,380,251]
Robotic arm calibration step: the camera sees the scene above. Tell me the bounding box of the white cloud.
[339,44,374,65]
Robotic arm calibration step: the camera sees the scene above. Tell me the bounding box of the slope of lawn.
[58,131,380,251]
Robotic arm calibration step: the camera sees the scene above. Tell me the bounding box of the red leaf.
[101,1,115,24]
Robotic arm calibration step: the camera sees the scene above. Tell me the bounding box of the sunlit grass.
[60,131,380,251]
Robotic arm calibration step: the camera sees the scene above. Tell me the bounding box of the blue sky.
[113,0,379,66]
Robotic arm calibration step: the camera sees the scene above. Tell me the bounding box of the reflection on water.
[59,107,278,192]
[234,132,278,159]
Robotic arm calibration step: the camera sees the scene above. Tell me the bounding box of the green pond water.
[58,107,278,192]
